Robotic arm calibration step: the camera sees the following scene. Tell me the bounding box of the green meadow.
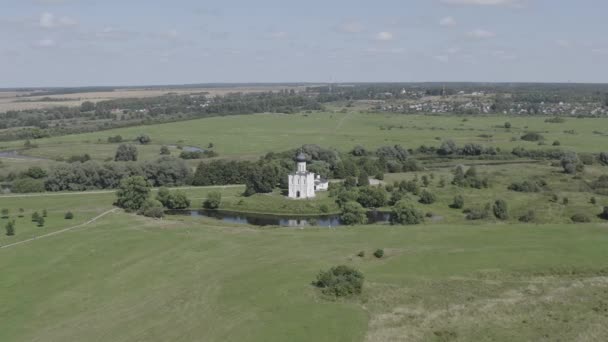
[1,190,608,341]
[1,111,608,341]
[2,112,608,162]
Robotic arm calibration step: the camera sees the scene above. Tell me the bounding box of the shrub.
[36,216,45,227]
[31,211,40,222]
[521,132,544,141]
[597,206,608,220]
[357,172,370,187]
[11,178,45,193]
[571,213,591,223]
[418,190,436,204]
[562,197,569,205]
[18,208,24,217]
[1,208,8,219]
[42,209,47,217]
[450,195,464,209]
[203,191,222,210]
[23,166,47,179]
[313,265,364,297]
[599,152,608,166]
[504,122,511,129]
[357,251,365,257]
[373,249,384,258]
[357,186,387,208]
[107,135,123,143]
[340,201,368,225]
[493,199,509,220]
[508,180,544,193]
[114,144,138,162]
[465,204,491,220]
[319,204,329,213]
[5,220,15,236]
[135,134,151,145]
[519,210,536,223]
[64,211,74,219]
[138,199,165,218]
[590,197,597,205]
[160,146,171,155]
[552,140,561,146]
[561,152,583,174]
[390,200,424,225]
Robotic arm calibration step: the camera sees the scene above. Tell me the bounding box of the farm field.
[2,111,607,164]
[0,85,307,112]
[0,190,607,341]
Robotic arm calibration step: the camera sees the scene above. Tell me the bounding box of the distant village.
[368,88,608,117]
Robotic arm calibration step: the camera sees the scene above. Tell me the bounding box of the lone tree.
[31,211,40,222]
[64,211,74,219]
[1,208,8,219]
[5,220,15,236]
[114,144,138,162]
[313,265,364,297]
[203,191,222,209]
[36,216,45,227]
[493,199,509,220]
[115,176,151,211]
[390,200,424,225]
[340,201,368,225]
[561,152,582,174]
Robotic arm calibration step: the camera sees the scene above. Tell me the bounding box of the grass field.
[2,111,607,165]
[1,190,608,341]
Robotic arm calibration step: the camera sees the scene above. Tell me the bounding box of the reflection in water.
[168,209,390,227]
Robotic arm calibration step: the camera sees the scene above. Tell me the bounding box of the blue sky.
[0,0,607,87]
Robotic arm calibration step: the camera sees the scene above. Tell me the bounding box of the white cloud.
[39,12,77,29]
[336,21,364,34]
[35,39,56,47]
[375,31,394,41]
[447,47,460,54]
[39,12,54,28]
[433,55,449,63]
[439,16,456,27]
[441,0,522,6]
[467,29,496,39]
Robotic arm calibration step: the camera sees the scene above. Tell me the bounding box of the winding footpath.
[0,208,118,250]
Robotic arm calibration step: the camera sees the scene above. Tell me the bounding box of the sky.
[0,0,607,87]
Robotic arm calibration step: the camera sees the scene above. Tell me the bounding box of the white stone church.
[288,152,329,199]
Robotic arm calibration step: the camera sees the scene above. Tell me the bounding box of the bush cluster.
[313,265,364,297]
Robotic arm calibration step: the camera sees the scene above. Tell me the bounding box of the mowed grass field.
[2,111,608,162]
[1,190,608,341]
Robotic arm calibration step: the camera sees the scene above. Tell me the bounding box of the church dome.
[296,152,306,162]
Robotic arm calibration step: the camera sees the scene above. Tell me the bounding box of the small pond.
[168,209,391,227]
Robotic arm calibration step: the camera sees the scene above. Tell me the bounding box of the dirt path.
[335,111,352,132]
[0,208,118,250]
